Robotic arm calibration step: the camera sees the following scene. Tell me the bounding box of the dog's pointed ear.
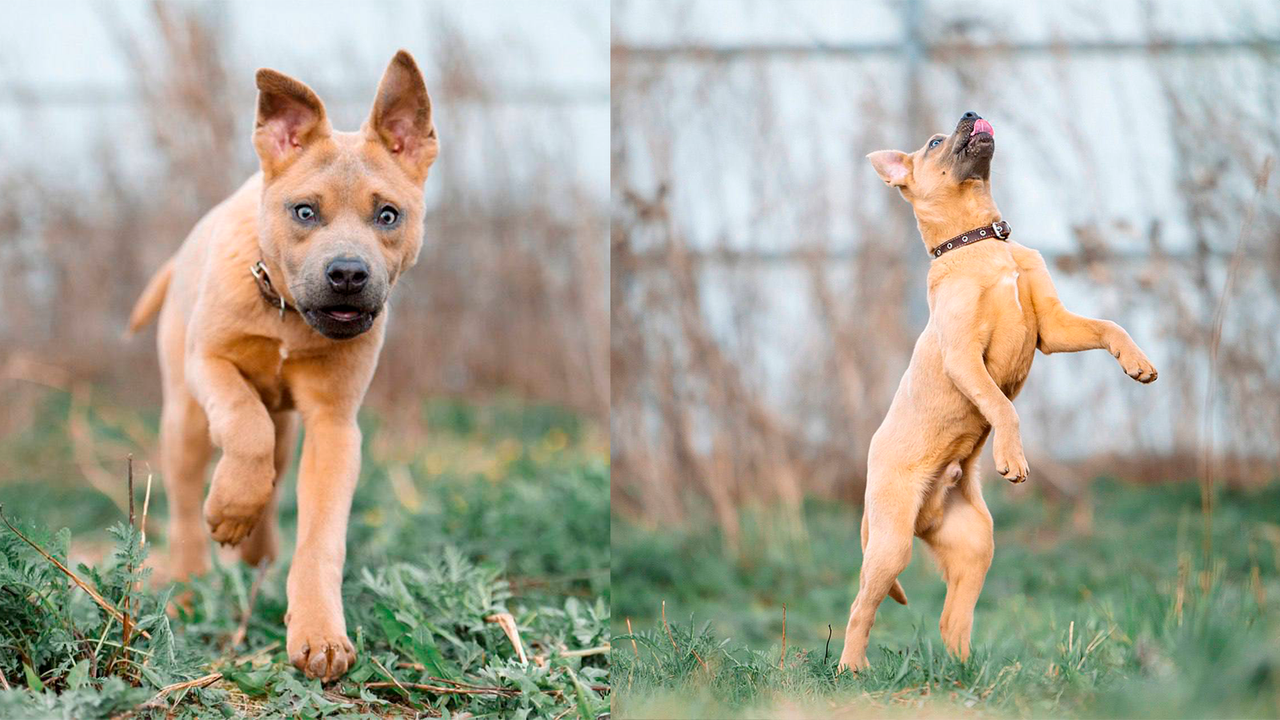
[253,69,331,178]
[867,150,912,187]
[364,50,438,183]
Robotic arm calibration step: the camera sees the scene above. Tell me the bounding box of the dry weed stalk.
[660,600,709,673]
[0,504,151,641]
[778,603,787,670]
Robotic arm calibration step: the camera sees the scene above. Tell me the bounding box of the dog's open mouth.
[949,116,995,180]
[957,118,995,165]
[301,304,380,339]
[960,118,994,152]
[319,305,366,323]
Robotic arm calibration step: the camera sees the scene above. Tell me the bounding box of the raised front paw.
[204,455,274,546]
[1116,345,1158,384]
[994,433,1029,484]
[286,607,357,681]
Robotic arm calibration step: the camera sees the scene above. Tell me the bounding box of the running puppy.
[838,112,1156,671]
[128,50,438,680]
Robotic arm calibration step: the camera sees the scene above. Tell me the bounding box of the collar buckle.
[250,260,289,319]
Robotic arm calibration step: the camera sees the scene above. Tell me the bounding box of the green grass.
[0,392,610,718]
[612,479,1280,718]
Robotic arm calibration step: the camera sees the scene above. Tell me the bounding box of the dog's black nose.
[962,111,981,121]
[325,258,369,295]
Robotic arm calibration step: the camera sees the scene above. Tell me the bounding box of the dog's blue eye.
[376,206,399,226]
[929,138,942,148]
[293,204,317,222]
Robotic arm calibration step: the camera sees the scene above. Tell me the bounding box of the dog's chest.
[982,269,1037,395]
[233,338,295,411]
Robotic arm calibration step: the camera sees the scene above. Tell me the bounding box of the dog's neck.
[910,187,1002,253]
[254,254,299,308]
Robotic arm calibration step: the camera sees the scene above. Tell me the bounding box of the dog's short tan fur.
[837,113,1156,671]
[129,51,437,680]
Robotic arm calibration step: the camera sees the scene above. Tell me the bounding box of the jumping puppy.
[128,51,438,680]
[837,112,1157,671]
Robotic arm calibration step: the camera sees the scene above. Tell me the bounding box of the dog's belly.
[869,368,988,475]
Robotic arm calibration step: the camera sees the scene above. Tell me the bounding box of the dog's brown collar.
[930,220,1011,259]
[249,260,297,318]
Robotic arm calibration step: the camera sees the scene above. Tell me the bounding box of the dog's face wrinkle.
[258,134,425,340]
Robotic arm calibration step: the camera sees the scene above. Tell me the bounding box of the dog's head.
[251,50,438,340]
[866,112,995,223]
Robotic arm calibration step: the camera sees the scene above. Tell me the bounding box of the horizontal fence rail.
[613,38,1280,60]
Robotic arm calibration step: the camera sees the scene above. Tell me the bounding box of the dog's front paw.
[993,435,1029,484]
[1116,345,1158,384]
[286,607,356,681]
[204,455,274,546]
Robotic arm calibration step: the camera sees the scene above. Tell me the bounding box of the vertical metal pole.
[904,0,925,140]
[902,0,930,323]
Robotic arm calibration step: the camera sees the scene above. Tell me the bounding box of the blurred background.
[0,0,609,429]
[612,0,1280,536]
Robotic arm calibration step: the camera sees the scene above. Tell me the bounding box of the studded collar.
[930,220,1011,259]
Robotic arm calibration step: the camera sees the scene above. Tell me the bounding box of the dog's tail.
[888,580,908,605]
[126,257,175,335]
[862,510,909,605]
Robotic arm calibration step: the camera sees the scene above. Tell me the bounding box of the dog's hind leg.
[160,390,213,581]
[238,410,298,567]
[862,511,908,605]
[921,461,993,661]
[839,471,922,671]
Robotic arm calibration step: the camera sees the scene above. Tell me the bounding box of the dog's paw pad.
[998,464,1029,483]
[206,516,258,546]
[289,633,356,681]
[994,445,1030,484]
[1127,366,1158,384]
[203,457,274,546]
[204,498,265,545]
[998,468,1027,483]
[1119,350,1158,384]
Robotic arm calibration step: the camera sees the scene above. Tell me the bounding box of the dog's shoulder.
[194,175,266,274]
[1006,241,1049,274]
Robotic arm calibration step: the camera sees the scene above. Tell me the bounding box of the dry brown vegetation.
[0,2,608,434]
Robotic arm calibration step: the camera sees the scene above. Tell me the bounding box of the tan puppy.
[837,112,1156,671]
[128,50,438,680]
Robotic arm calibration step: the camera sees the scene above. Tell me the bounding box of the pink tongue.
[330,310,360,321]
[971,118,994,137]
